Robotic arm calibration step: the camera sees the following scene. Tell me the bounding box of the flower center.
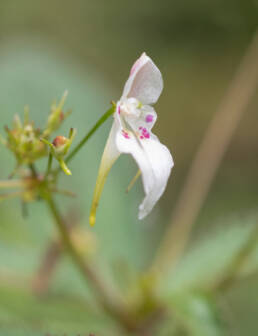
[119,98,141,118]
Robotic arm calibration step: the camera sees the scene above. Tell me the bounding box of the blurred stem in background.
[152,30,258,274]
[0,180,26,188]
[0,191,23,202]
[45,153,53,179]
[46,196,134,331]
[41,104,140,331]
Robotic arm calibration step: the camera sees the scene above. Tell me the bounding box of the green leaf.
[168,292,226,336]
[160,218,256,294]
[0,284,117,336]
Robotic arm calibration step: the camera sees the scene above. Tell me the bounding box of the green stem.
[29,163,37,177]
[46,196,133,330]
[66,105,115,165]
[45,153,53,179]
[58,159,72,176]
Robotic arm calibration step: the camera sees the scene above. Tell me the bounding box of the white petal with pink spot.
[90,53,174,224]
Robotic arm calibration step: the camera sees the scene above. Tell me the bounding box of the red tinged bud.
[59,111,64,122]
[52,136,67,148]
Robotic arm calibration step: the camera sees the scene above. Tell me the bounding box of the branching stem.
[45,153,53,179]
[46,196,134,330]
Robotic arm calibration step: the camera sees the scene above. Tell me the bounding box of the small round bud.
[52,135,67,148]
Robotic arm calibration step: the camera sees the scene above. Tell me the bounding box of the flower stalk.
[45,195,134,331]
[66,105,115,164]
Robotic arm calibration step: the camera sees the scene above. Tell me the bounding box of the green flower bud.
[41,128,76,176]
[3,114,47,166]
[43,91,72,138]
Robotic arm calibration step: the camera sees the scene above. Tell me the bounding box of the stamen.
[126,169,141,193]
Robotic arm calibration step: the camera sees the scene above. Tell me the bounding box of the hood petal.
[122,53,163,105]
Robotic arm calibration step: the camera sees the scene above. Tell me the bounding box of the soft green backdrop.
[0,1,257,335]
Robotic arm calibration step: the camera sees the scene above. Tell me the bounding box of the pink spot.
[117,106,121,115]
[140,128,150,139]
[145,114,153,123]
[122,130,130,139]
[139,126,143,130]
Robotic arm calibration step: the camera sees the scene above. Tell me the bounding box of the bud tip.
[89,214,96,227]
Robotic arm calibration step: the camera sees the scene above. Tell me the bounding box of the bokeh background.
[0,1,258,335]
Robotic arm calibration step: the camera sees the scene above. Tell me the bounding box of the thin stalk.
[45,153,53,179]
[0,180,26,189]
[50,188,76,197]
[66,105,115,165]
[29,163,37,178]
[151,30,258,274]
[46,196,134,330]
[126,169,141,193]
[0,191,23,201]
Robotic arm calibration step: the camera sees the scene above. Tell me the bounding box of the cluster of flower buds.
[0,92,77,207]
[1,111,47,166]
[42,90,71,138]
[0,92,75,176]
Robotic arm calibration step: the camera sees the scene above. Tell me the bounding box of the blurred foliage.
[0,0,257,335]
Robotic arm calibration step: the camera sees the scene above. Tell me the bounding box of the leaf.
[167,292,226,336]
[160,217,256,294]
[0,284,117,336]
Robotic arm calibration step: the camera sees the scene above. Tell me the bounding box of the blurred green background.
[0,0,258,335]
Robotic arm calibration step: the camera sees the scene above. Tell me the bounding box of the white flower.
[89,52,174,226]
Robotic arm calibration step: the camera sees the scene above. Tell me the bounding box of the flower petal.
[116,131,173,220]
[89,121,120,226]
[122,53,163,105]
[123,104,157,137]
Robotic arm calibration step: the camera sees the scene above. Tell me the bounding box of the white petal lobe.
[116,132,173,220]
